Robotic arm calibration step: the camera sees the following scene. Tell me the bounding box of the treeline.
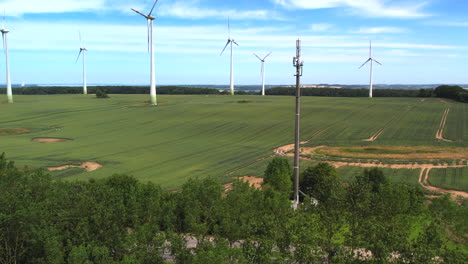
[266,85,468,102]
[0,86,221,95]
[265,87,422,97]
[433,85,468,103]
[1,154,466,263]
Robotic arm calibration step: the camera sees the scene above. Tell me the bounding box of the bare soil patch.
[0,128,32,136]
[47,161,103,172]
[32,137,73,143]
[224,176,263,191]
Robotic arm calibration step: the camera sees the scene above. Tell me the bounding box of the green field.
[0,95,466,189]
[429,167,468,192]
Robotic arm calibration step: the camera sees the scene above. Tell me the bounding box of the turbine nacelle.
[1,29,8,34]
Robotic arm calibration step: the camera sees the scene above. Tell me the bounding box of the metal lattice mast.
[293,39,304,208]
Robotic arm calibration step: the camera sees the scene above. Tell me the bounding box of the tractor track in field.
[362,105,415,142]
[436,107,452,142]
[418,167,468,200]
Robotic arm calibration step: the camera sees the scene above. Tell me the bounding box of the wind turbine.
[253,52,272,96]
[75,31,87,95]
[359,41,381,98]
[132,0,159,106]
[220,18,239,96]
[1,12,12,103]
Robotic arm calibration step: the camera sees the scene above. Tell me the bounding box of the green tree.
[263,157,292,194]
[300,162,340,204]
[95,88,109,98]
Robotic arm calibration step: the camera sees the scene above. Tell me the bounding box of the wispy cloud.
[158,1,285,20]
[351,27,408,34]
[430,21,468,27]
[310,23,334,32]
[273,0,430,18]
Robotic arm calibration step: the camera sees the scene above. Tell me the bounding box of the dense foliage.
[0,86,221,95]
[434,85,468,103]
[95,88,109,98]
[0,153,466,263]
[265,87,422,97]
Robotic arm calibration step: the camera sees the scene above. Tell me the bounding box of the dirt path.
[272,143,468,200]
[436,108,452,142]
[47,161,103,172]
[418,167,468,200]
[362,128,385,142]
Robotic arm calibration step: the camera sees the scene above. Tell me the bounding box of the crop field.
[0,94,466,190]
[429,168,467,192]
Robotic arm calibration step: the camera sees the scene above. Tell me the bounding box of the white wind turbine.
[253,52,272,96]
[75,31,87,95]
[132,0,159,106]
[1,12,12,103]
[220,18,239,96]
[359,41,382,98]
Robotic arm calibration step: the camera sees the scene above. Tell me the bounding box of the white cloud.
[273,0,430,18]
[351,27,408,34]
[310,23,334,32]
[0,0,147,16]
[158,1,285,20]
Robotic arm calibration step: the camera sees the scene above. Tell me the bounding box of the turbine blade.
[358,58,371,69]
[253,53,262,61]
[263,51,272,60]
[148,0,159,16]
[2,33,5,52]
[2,10,5,29]
[232,40,239,46]
[369,40,372,57]
[75,50,82,64]
[373,59,382,65]
[131,8,148,18]
[220,40,230,55]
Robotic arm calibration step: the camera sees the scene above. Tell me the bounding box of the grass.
[337,166,421,187]
[428,168,468,192]
[0,95,466,189]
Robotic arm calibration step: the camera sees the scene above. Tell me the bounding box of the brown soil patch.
[362,128,384,142]
[224,176,263,191]
[303,146,467,160]
[0,128,31,136]
[436,108,452,142]
[47,161,102,172]
[32,137,73,143]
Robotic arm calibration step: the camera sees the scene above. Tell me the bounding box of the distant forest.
[1,85,466,102]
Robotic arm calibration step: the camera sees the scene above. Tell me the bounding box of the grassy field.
[0,95,466,189]
[428,168,468,192]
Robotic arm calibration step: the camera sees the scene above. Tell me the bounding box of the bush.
[96,88,109,98]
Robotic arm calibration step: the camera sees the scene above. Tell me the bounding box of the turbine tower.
[1,13,12,103]
[253,52,272,96]
[75,31,87,95]
[132,0,159,105]
[359,41,381,98]
[220,18,239,96]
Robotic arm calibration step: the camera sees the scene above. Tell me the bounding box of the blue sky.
[1,0,467,86]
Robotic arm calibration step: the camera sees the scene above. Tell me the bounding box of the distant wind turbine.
[75,31,87,95]
[132,0,159,106]
[253,52,272,96]
[220,18,239,96]
[359,41,382,98]
[1,12,12,103]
